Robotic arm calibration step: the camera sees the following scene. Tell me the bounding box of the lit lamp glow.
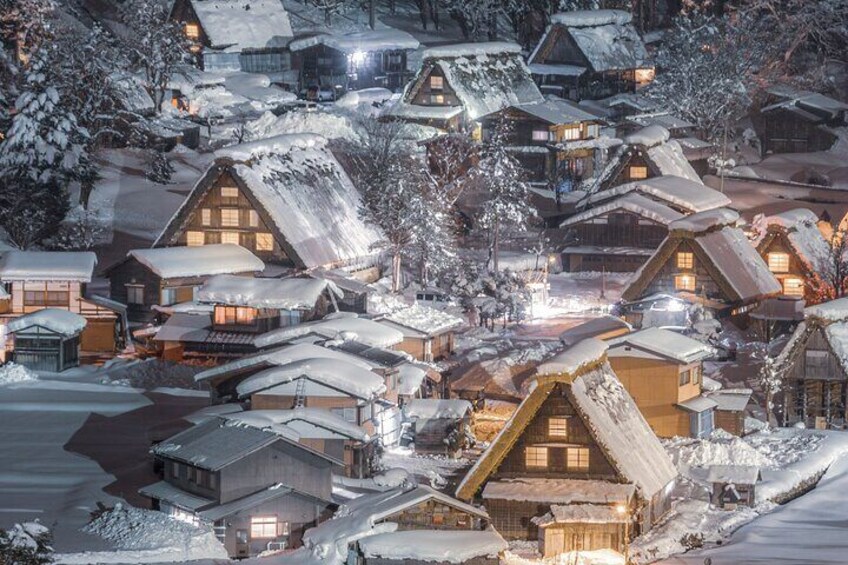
[349,50,366,65]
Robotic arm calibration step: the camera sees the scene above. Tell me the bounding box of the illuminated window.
[221,231,240,245]
[679,370,691,386]
[429,76,444,90]
[629,165,649,180]
[566,447,590,471]
[215,306,257,325]
[561,126,581,141]
[430,94,444,104]
[548,417,568,438]
[221,186,239,198]
[677,251,694,270]
[201,208,211,226]
[783,277,804,297]
[525,446,548,468]
[250,516,278,539]
[256,233,274,251]
[185,23,200,39]
[186,231,204,246]
[220,208,239,227]
[635,67,655,85]
[691,365,701,385]
[768,252,790,273]
[675,274,696,291]
[532,129,550,142]
[248,210,259,227]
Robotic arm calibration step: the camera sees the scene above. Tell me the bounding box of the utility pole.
[719,118,729,194]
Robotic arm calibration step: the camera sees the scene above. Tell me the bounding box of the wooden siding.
[539,522,625,557]
[758,233,814,300]
[759,108,839,155]
[565,211,667,248]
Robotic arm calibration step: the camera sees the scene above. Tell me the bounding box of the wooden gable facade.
[755,106,841,155]
[390,62,465,132]
[756,229,812,301]
[170,0,208,53]
[598,145,662,191]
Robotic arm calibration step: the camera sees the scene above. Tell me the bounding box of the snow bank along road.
[661,455,848,564]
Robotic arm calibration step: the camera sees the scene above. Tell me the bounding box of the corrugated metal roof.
[199,485,293,521]
[139,480,215,511]
[676,396,719,413]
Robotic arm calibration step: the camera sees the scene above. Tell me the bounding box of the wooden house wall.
[759,233,813,300]
[484,498,551,540]
[409,65,461,108]
[169,0,208,47]
[606,151,656,189]
[533,26,588,68]
[565,211,667,249]
[640,240,726,302]
[714,409,744,436]
[381,499,484,531]
[292,44,348,88]
[760,108,839,154]
[539,522,625,557]
[413,415,468,455]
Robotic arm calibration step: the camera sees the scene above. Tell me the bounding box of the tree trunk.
[79,179,93,209]
[392,252,402,293]
[368,0,376,30]
[417,0,429,29]
[487,10,497,41]
[325,8,332,26]
[492,218,500,273]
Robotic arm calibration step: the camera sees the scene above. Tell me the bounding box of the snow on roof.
[358,529,507,563]
[190,0,293,52]
[7,308,87,336]
[764,209,830,273]
[197,274,337,309]
[558,316,631,347]
[0,251,97,282]
[562,193,683,228]
[129,245,264,279]
[482,478,634,504]
[536,338,608,376]
[289,30,419,53]
[255,314,404,349]
[607,327,713,364]
[676,395,718,413]
[223,408,368,441]
[569,363,678,498]
[670,208,740,233]
[416,43,543,121]
[527,63,586,77]
[214,134,383,269]
[235,357,386,400]
[805,297,848,322]
[624,125,670,147]
[404,399,471,420]
[383,101,465,122]
[382,304,464,335]
[705,389,752,412]
[587,176,728,214]
[627,112,695,131]
[646,139,702,183]
[549,10,648,72]
[706,464,760,485]
[506,96,600,125]
[194,342,372,382]
[534,504,629,526]
[697,226,782,301]
[397,363,428,396]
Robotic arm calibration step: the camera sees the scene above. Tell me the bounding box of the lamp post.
[616,504,630,565]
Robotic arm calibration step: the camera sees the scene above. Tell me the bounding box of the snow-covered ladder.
[294,377,307,408]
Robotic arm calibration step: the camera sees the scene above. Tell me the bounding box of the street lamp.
[616,504,630,565]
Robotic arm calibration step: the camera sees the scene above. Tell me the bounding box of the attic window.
[675,274,696,292]
[430,94,445,105]
[221,231,240,245]
[548,417,568,438]
[186,231,204,246]
[256,233,274,251]
[629,165,648,180]
[429,76,444,90]
[221,186,239,198]
[566,447,590,471]
[783,277,804,297]
[676,252,694,270]
[185,23,200,39]
[768,252,790,273]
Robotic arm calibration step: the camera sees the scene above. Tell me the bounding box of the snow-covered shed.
[754,208,830,301]
[106,244,265,323]
[254,313,404,350]
[527,10,652,101]
[290,30,419,93]
[385,42,543,132]
[558,316,631,347]
[404,399,472,457]
[6,309,87,372]
[170,0,294,73]
[141,415,339,558]
[155,134,384,277]
[358,529,507,564]
[455,339,676,556]
[377,304,464,362]
[755,87,848,154]
[707,465,760,509]
[622,208,782,315]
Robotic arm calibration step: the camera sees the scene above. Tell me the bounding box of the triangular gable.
[528,24,591,70]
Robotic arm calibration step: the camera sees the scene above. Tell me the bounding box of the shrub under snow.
[0,363,39,386]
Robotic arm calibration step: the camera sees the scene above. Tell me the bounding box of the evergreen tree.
[0,521,53,565]
[146,151,174,184]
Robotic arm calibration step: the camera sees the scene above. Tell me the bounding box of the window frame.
[532,129,551,142]
[629,165,649,180]
[675,274,696,292]
[676,251,694,270]
[429,75,444,91]
[525,446,548,468]
[250,516,278,539]
[548,417,568,438]
[126,284,144,305]
[768,252,790,273]
[566,447,590,471]
[220,208,240,227]
[220,186,239,198]
[783,276,804,297]
[255,232,274,251]
[561,125,581,141]
[220,231,240,245]
[186,231,204,246]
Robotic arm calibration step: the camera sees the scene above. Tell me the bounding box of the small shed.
[404,399,472,457]
[7,309,87,372]
[707,465,760,509]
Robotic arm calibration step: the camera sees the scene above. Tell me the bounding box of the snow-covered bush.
[0,363,39,386]
[146,151,174,185]
[0,521,53,565]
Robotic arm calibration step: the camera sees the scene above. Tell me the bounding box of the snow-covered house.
[254,313,403,351]
[376,304,464,362]
[561,175,731,272]
[607,327,719,438]
[5,309,86,372]
[404,399,472,457]
[155,134,384,278]
[707,465,760,509]
[140,416,338,558]
[527,10,653,101]
[476,96,605,187]
[358,529,506,565]
[754,87,848,155]
[776,297,848,429]
[289,30,419,95]
[385,42,544,133]
[0,251,122,353]
[622,209,782,317]
[754,208,830,301]
[455,339,677,558]
[106,244,265,322]
[170,0,294,73]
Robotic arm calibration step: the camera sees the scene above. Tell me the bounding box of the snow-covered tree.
[120,0,189,112]
[759,348,782,427]
[305,0,353,26]
[406,173,457,287]
[808,226,848,303]
[0,521,53,565]
[645,13,766,142]
[146,150,175,185]
[471,116,535,272]
[49,208,105,251]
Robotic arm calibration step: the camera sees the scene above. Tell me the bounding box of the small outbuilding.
[6,309,87,372]
[358,529,507,565]
[378,305,464,362]
[404,399,473,457]
[707,465,760,509]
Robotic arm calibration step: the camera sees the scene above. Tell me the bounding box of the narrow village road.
[660,456,848,564]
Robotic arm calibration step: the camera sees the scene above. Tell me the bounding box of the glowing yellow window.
[677,251,694,270]
[561,126,581,141]
[768,252,790,273]
[783,277,804,297]
[629,165,649,180]
[221,231,240,245]
[675,274,696,291]
[525,446,548,468]
[221,186,239,198]
[186,231,204,246]
[548,417,568,438]
[200,208,211,226]
[236,307,256,324]
[430,76,444,90]
[566,447,590,471]
[250,516,277,539]
[220,208,239,227]
[256,233,274,251]
[430,94,444,104]
[185,23,200,39]
[248,210,259,227]
[635,67,655,85]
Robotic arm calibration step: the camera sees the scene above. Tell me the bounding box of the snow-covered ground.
[377,446,471,490]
